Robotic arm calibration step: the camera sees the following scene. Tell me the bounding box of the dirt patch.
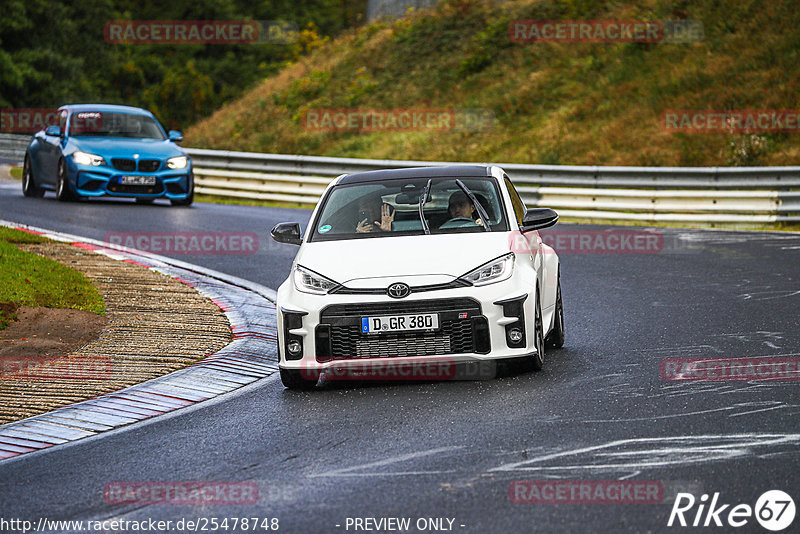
[0,306,106,359]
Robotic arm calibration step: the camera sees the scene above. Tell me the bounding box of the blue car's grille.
[110,158,162,172]
[112,158,136,172]
[138,159,161,172]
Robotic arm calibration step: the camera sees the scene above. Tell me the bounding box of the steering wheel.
[440,217,479,229]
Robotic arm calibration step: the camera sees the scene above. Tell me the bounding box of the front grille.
[112,158,136,171]
[138,159,161,172]
[323,298,480,317]
[318,298,482,360]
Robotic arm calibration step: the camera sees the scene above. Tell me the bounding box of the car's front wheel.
[56,159,77,202]
[546,275,565,349]
[280,368,318,390]
[530,291,545,371]
[22,155,45,198]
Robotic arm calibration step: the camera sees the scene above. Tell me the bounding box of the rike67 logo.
[668,490,795,531]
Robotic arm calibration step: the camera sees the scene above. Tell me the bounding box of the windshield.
[68,111,165,139]
[310,177,508,241]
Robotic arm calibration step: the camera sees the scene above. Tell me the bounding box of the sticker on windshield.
[319,224,331,233]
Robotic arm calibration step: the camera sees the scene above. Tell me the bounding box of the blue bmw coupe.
[22,104,193,206]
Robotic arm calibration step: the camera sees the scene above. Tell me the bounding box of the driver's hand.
[475,218,483,226]
[377,204,395,232]
[356,218,372,233]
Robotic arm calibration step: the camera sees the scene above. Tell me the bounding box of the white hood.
[295,232,512,287]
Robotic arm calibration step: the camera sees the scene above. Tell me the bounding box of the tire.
[56,159,77,202]
[546,276,565,349]
[135,198,155,205]
[530,290,545,371]
[280,368,318,390]
[22,155,45,198]
[170,175,194,206]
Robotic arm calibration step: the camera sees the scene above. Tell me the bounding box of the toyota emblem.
[387,282,411,299]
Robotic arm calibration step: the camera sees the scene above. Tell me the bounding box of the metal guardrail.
[0,133,29,164]
[2,134,797,224]
[185,147,800,224]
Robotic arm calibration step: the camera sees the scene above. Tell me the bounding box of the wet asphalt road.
[1,182,799,533]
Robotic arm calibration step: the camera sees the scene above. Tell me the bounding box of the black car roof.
[337,165,492,185]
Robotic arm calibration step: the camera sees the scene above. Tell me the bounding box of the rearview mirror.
[168,130,184,143]
[521,208,558,232]
[45,125,61,137]
[271,222,302,245]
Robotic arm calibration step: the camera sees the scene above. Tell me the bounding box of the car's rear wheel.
[280,368,318,390]
[135,198,155,205]
[56,159,77,202]
[22,155,45,198]
[171,176,193,207]
[546,275,565,349]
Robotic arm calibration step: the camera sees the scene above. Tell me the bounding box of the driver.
[355,193,395,233]
[445,191,482,226]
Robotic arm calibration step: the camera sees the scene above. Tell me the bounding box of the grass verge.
[9,167,22,180]
[0,227,105,330]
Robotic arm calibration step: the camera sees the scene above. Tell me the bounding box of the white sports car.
[271,165,564,389]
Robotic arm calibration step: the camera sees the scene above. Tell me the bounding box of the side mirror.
[168,130,184,143]
[521,207,558,232]
[45,125,61,137]
[271,222,302,245]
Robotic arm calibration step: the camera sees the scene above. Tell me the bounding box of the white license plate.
[120,175,156,186]
[361,313,439,334]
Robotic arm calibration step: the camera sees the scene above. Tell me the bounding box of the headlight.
[293,265,340,295]
[166,156,188,169]
[72,151,105,166]
[459,253,515,286]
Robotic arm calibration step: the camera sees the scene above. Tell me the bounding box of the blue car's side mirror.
[168,130,183,143]
[45,125,61,137]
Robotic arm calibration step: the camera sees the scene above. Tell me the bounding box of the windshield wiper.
[455,179,491,232]
[419,178,432,235]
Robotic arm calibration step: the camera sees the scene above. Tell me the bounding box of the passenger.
[355,193,395,233]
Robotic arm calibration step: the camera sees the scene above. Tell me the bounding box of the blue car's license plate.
[120,175,156,186]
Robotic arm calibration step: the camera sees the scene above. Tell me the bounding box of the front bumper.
[68,160,193,200]
[276,276,540,374]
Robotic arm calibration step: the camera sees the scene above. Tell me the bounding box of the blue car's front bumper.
[68,159,193,200]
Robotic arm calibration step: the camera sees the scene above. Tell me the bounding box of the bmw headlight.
[72,151,105,166]
[166,156,188,169]
[459,253,515,286]
[293,265,340,294]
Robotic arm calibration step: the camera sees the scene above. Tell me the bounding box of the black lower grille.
[318,298,483,360]
[107,183,162,195]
